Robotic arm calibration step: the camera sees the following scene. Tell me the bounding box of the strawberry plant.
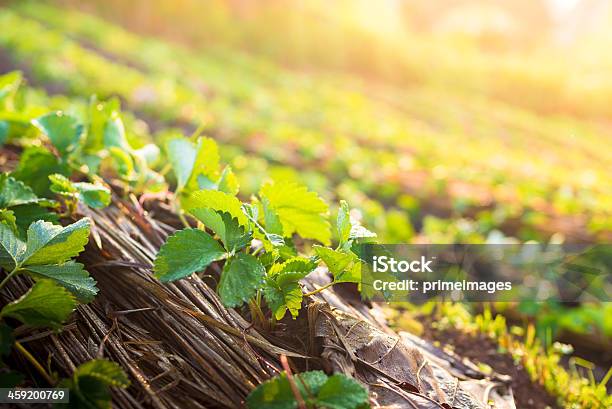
[246,370,369,409]
[156,137,376,320]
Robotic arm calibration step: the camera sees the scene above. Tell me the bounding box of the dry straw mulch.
[2,197,516,408]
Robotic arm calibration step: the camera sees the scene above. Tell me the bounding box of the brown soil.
[420,319,561,409]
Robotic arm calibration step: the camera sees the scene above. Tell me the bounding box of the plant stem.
[303,281,335,297]
[0,266,19,291]
[15,341,55,385]
[281,354,306,409]
[174,199,191,228]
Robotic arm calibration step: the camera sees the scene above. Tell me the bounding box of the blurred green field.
[0,0,610,372]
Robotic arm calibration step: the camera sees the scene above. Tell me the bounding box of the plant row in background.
[2,3,611,243]
[388,303,612,409]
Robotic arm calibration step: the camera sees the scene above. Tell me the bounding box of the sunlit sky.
[548,0,582,17]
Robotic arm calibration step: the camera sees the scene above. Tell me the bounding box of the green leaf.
[167,136,221,193]
[32,112,84,155]
[103,112,130,150]
[11,147,70,197]
[0,71,22,109]
[0,121,8,146]
[11,204,59,239]
[86,96,121,152]
[316,374,369,409]
[337,200,351,246]
[74,359,130,388]
[64,359,130,409]
[247,371,350,409]
[262,197,283,236]
[0,209,17,234]
[108,147,134,179]
[70,181,110,209]
[244,201,285,248]
[246,372,296,409]
[264,258,315,319]
[0,280,76,329]
[264,277,303,320]
[182,190,247,226]
[191,209,252,252]
[0,173,40,208]
[154,228,225,282]
[268,257,316,278]
[167,138,196,190]
[49,174,111,209]
[0,222,25,270]
[313,246,361,283]
[25,261,98,302]
[259,182,331,245]
[218,253,265,307]
[217,165,239,195]
[21,218,91,266]
[188,137,220,191]
[349,225,377,241]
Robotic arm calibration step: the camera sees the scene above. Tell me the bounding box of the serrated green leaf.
[263,257,314,319]
[183,190,247,226]
[314,246,361,283]
[246,371,332,409]
[316,374,369,409]
[217,165,239,195]
[244,201,285,248]
[154,228,226,282]
[74,359,130,388]
[21,218,91,266]
[190,209,252,252]
[0,173,40,208]
[218,253,265,307]
[49,173,77,193]
[268,257,316,278]
[0,209,17,234]
[0,279,76,329]
[262,197,283,236]
[73,182,111,209]
[25,261,98,302]
[264,277,303,320]
[32,112,83,155]
[11,147,70,197]
[11,204,59,239]
[50,174,111,209]
[246,372,296,409]
[260,182,331,245]
[337,200,352,245]
[64,359,129,409]
[313,246,353,276]
[0,222,25,270]
[349,224,377,241]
